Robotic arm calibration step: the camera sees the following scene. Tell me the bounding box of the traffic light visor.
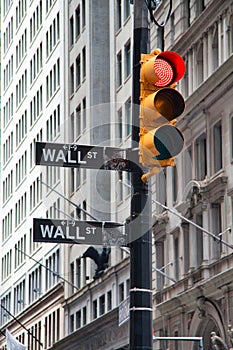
[154,51,185,87]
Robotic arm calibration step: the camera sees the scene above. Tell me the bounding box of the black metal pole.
[129,1,152,349]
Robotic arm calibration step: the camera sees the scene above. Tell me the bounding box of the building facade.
[1,1,233,350]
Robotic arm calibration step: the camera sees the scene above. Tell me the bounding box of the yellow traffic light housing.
[139,49,186,170]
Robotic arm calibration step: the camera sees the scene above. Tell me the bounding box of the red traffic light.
[142,50,186,88]
[154,51,186,87]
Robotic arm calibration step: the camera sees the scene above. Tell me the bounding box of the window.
[93,300,97,319]
[83,306,87,325]
[117,51,122,87]
[117,108,123,142]
[99,295,105,316]
[16,110,27,147]
[70,314,75,333]
[174,236,179,280]
[82,47,86,80]
[107,290,112,311]
[45,250,60,290]
[30,42,43,84]
[14,280,25,314]
[46,59,60,103]
[29,1,42,43]
[45,310,60,347]
[15,192,27,228]
[16,69,27,108]
[183,223,190,274]
[75,55,81,88]
[119,282,124,302]
[70,16,74,47]
[46,12,60,58]
[1,249,12,281]
[116,0,122,30]
[125,99,131,136]
[124,41,131,79]
[29,266,42,303]
[0,292,11,325]
[76,104,81,139]
[30,85,43,126]
[124,0,130,21]
[195,133,207,180]
[76,258,81,289]
[197,43,203,86]
[212,27,219,71]
[2,210,13,242]
[76,310,81,329]
[82,0,86,28]
[70,262,75,294]
[172,164,178,204]
[212,203,222,259]
[157,170,166,214]
[196,214,203,266]
[213,121,222,173]
[75,6,80,37]
[155,241,165,290]
[70,64,74,95]
[46,104,61,141]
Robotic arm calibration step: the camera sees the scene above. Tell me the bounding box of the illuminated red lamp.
[154,51,186,87]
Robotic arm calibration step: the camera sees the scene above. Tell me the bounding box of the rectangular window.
[196,213,203,266]
[213,121,222,172]
[117,51,122,87]
[75,55,81,88]
[70,64,74,95]
[124,0,130,21]
[75,6,80,37]
[70,315,74,333]
[70,16,74,47]
[183,223,190,274]
[195,133,207,180]
[76,310,81,329]
[119,282,124,302]
[82,46,86,80]
[116,0,122,30]
[118,108,123,142]
[212,203,222,259]
[99,295,105,316]
[155,241,164,289]
[124,41,131,79]
[83,306,87,325]
[76,258,81,289]
[172,165,178,204]
[93,300,97,319]
[125,99,131,136]
[76,105,81,138]
[107,290,112,311]
[174,237,179,280]
[82,0,86,28]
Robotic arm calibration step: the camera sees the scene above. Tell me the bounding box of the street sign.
[35,142,133,171]
[33,218,127,246]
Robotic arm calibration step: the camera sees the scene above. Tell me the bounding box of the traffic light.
[139,48,186,171]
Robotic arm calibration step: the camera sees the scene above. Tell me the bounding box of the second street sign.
[35,142,134,171]
[33,218,127,246]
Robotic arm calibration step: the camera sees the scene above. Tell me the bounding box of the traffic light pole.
[129,1,153,349]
